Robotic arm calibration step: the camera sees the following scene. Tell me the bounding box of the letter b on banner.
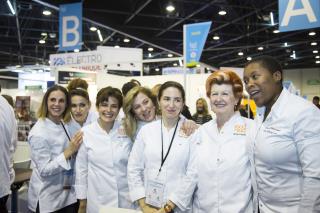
[59,3,82,51]
[279,0,320,32]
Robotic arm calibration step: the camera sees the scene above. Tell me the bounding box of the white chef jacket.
[28,118,76,212]
[127,118,192,213]
[169,112,254,213]
[0,96,17,198]
[250,88,320,213]
[75,120,135,213]
[67,110,98,138]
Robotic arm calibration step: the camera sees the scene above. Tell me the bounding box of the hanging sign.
[59,2,82,51]
[183,21,211,67]
[279,0,320,32]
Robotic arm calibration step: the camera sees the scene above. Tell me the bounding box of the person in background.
[159,71,254,212]
[312,96,320,109]
[123,86,197,141]
[76,87,135,213]
[192,98,212,125]
[128,81,192,213]
[28,85,83,213]
[243,56,320,212]
[122,81,140,97]
[239,103,254,119]
[0,95,17,213]
[66,78,98,137]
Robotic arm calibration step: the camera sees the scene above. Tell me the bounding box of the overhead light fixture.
[148,47,154,52]
[246,57,252,61]
[313,50,319,54]
[311,42,317,46]
[316,60,320,64]
[42,9,51,16]
[213,35,220,40]
[49,33,56,38]
[270,12,275,25]
[168,53,173,57]
[258,46,264,51]
[238,52,244,56]
[155,68,160,72]
[290,50,296,59]
[74,49,80,52]
[114,45,120,48]
[315,55,320,59]
[166,3,175,12]
[123,38,130,43]
[41,32,47,36]
[284,42,288,47]
[97,29,103,42]
[7,0,15,15]
[39,39,45,44]
[148,53,153,58]
[173,63,178,66]
[90,26,97,31]
[273,29,280,33]
[218,10,227,16]
[309,31,316,36]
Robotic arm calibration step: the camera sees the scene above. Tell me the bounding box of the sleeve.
[9,110,17,184]
[127,130,147,202]
[28,135,70,177]
[168,130,199,211]
[293,106,320,212]
[75,142,88,199]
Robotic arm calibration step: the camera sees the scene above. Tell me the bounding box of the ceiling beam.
[124,0,153,24]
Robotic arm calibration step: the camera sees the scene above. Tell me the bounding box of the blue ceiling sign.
[279,0,320,32]
[59,2,82,51]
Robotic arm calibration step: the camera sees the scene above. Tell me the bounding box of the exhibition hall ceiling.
[0,0,319,73]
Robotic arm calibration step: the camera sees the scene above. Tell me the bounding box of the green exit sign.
[307,79,320,85]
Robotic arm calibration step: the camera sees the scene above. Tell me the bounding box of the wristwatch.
[164,203,173,213]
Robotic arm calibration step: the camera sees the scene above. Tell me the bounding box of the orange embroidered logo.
[234,124,246,135]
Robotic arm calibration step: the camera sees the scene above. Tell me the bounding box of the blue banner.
[279,0,320,32]
[59,3,82,51]
[184,21,211,67]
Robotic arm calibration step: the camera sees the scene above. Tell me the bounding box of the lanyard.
[60,120,71,141]
[159,117,180,173]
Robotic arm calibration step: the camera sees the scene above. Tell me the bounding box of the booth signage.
[58,71,96,84]
[307,79,320,85]
[184,21,211,67]
[50,51,103,72]
[59,2,82,51]
[279,0,320,32]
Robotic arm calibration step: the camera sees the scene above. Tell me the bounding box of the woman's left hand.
[181,119,199,136]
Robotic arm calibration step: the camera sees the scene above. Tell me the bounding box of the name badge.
[145,179,165,208]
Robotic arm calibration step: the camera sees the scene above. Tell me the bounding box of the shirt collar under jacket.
[95,119,121,135]
[256,88,289,123]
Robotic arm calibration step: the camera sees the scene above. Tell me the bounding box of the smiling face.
[159,87,184,120]
[71,95,91,125]
[132,92,156,122]
[97,96,120,125]
[210,84,238,117]
[243,62,281,108]
[47,90,67,123]
[196,99,205,113]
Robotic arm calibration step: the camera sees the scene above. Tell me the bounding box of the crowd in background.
[1,55,320,213]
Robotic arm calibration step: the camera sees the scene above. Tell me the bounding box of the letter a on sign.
[59,3,82,51]
[279,0,320,32]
